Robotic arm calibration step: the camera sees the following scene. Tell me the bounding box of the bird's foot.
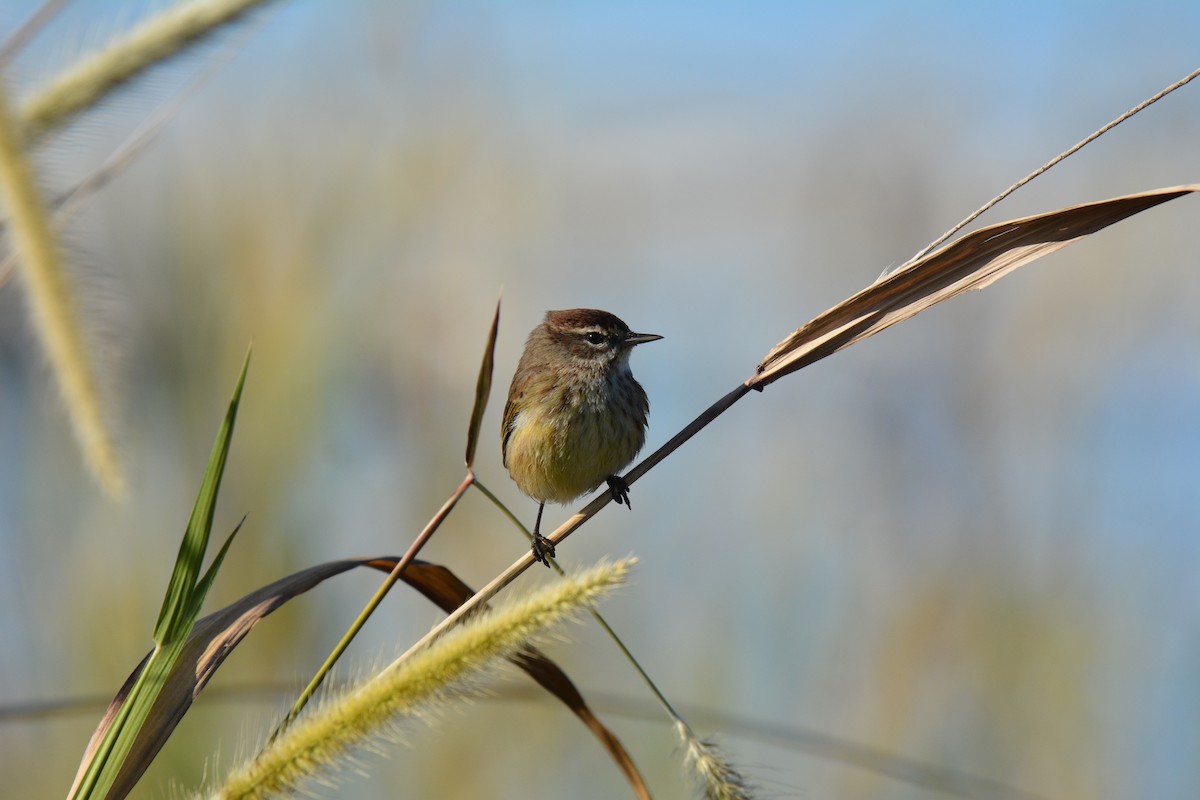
[531,533,556,566]
[607,475,631,509]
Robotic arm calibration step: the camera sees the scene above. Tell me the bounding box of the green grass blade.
[70,639,188,800]
[185,515,246,621]
[69,349,250,800]
[153,348,249,643]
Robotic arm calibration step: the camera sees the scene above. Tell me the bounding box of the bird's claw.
[607,475,631,508]
[531,533,556,566]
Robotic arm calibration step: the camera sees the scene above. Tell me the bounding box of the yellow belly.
[504,404,645,504]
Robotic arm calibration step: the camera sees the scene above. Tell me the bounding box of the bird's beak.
[626,332,663,346]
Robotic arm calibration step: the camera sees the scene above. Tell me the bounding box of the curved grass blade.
[69,350,250,800]
[465,295,501,469]
[155,349,249,643]
[752,185,1198,389]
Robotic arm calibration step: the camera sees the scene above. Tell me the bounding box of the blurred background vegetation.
[1,2,1198,798]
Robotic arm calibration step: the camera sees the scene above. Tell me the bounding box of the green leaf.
[184,515,246,622]
[68,348,250,800]
[153,348,249,643]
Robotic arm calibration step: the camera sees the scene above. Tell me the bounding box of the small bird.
[502,309,662,565]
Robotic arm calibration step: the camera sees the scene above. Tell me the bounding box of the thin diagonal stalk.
[472,479,535,546]
[272,471,476,738]
[272,296,500,737]
[906,65,1200,266]
[0,0,69,65]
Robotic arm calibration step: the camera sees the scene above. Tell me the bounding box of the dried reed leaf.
[466,296,501,469]
[510,650,652,800]
[751,185,1198,389]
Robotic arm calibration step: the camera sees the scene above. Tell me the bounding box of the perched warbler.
[502,309,662,565]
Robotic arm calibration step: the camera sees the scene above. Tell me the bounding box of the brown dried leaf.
[508,650,652,800]
[751,185,1198,389]
[465,296,501,469]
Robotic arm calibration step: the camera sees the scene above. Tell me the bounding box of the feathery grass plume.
[676,721,754,800]
[0,78,124,496]
[209,558,636,800]
[18,0,273,141]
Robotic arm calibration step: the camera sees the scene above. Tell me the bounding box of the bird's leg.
[530,502,555,566]
[606,475,631,508]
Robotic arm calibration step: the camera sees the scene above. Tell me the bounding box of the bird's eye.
[584,331,606,346]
